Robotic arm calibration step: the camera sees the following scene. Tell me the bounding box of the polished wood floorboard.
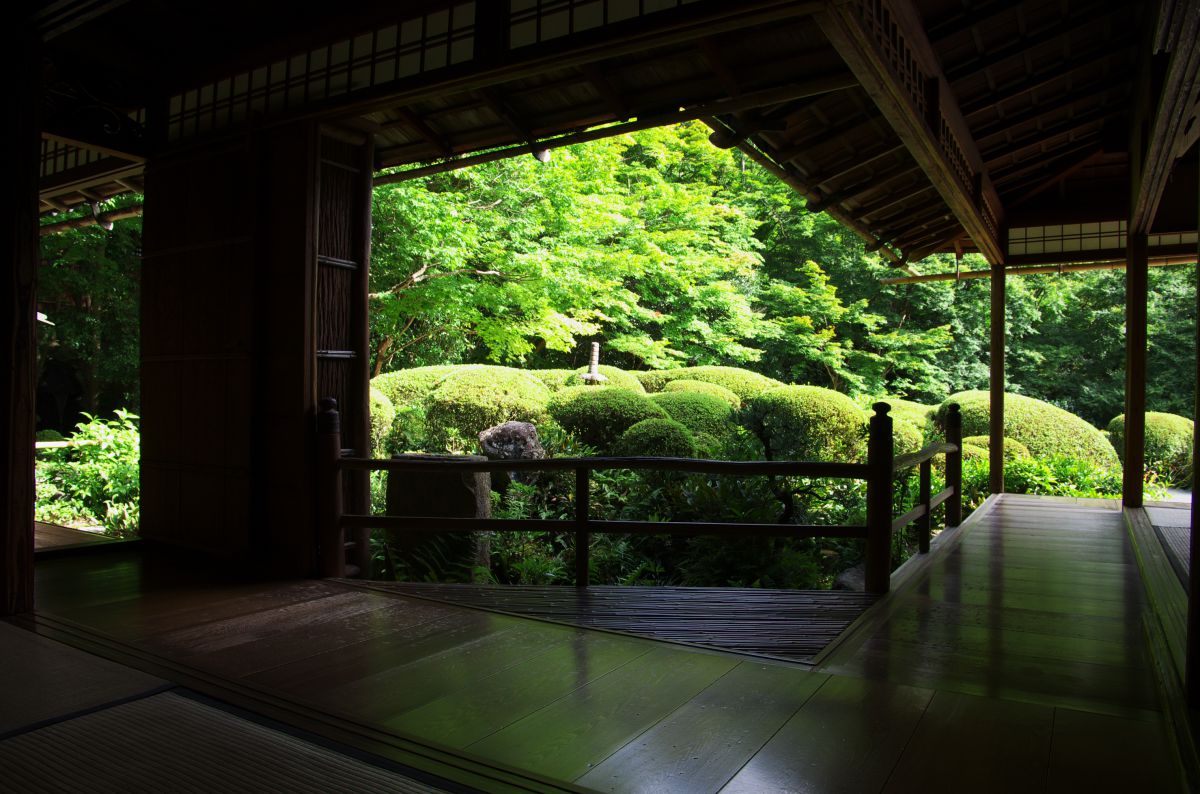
[33,521,116,552]
[31,494,1182,792]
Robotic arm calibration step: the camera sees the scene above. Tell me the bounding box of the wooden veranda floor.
[15,492,1183,792]
[355,582,878,662]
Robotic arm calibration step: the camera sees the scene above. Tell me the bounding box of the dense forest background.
[36,121,1194,430]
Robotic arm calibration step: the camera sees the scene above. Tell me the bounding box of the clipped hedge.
[641,366,783,399]
[744,385,866,461]
[649,392,737,439]
[662,379,741,408]
[612,418,697,458]
[369,386,396,457]
[1108,412,1194,484]
[865,397,935,435]
[635,370,680,393]
[425,367,550,448]
[892,418,925,456]
[962,435,1031,461]
[564,364,646,392]
[548,387,667,451]
[531,369,577,392]
[935,391,1118,467]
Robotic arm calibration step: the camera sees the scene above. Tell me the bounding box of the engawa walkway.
[20,493,1182,792]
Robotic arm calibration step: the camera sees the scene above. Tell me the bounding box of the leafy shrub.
[649,392,736,437]
[892,418,925,456]
[612,418,697,458]
[865,397,934,437]
[935,391,1118,467]
[371,365,464,408]
[36,429,65,442]
[1108,412,1194,485]
[369,386,395,457]
[744,385,866,461]
[641,366,783,399]
[547,386,667,451]
[35,411,140,536]
[530,369,577,392]
[662,379,741,408]
[635,370,678,393]
[565,365,646,392]
[961,435,1031,461]
[425,367,550,451]
[959,455,1123,509]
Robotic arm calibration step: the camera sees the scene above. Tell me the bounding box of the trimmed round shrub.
[935,391,1118,467]
[372,365,474,410]
[35,429,65,442]
[531,369,577,392]
[662,379,741,408]
[565,365,646,392]
[892,418,925,456]
[548,387,667,451]
[644,366,783,400]
[612,418,697,458]
[865,397,935,433]
[960,442,990,462]
[635,370,679,393]
[425,367,550,448]
[1108,412,1194,484]
[369,386,396,456]
[744,385,866,461]
[962,435,1031,461]
[649,392,737,439]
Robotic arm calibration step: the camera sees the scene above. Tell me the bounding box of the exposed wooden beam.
[38,202,143,235]
[984,120,1109,169]
[972,84,1123,144]
[389,107,453,158]
[961,47,1135,118]
[807,142,906,189]
[819,0,1005,263]
[580,63,631,119]
[992,141,1104,189]
[1130,0,1200,234]
[857,182,936,222]
[927,0,1016,44]
[883,255,1198,282]
[810,161,922,212]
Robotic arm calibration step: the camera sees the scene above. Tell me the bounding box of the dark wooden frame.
[317,401,962,595]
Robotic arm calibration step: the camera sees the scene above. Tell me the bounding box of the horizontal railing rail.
[317,399,963,594]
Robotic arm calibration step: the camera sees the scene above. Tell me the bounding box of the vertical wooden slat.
[0,25,38,615]
[989,259,1006,494]
[865,403,894,594]
[1123,231,1149,507]
[575,467,590,587]
[945,403,963,527]
[1188,171,1200,707]
[917,460,931,554]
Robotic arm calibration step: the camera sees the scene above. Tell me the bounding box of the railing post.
[945,403,963,527]
[318,398,345,578]
[918,459,932,554]
[575,466,590,587]
[865,402,894,594]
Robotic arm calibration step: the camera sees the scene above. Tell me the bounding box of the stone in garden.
[479,421,545,486]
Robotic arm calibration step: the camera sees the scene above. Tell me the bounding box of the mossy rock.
[662,379,741,408]
[961,435,1031,461]
[1108,412,1194,485]
[649,392,737,438]
[564,365,646,392]
[369,386,396,457]
[744,385,866,461]
[425,367,550,450]
[547,387,668,451]
[935,391,1118,467]
[643,366,783,400]
[612,418,697,458]
[530,369,577,392]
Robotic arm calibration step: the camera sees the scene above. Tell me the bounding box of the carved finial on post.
[318,397,341,434]
[865,402,894,594]
[945,403,963,527]
[580,341,608,386]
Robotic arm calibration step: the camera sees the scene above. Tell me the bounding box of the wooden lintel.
[819,0,1004,264]
[1130,0,1200,234]
[41,126,146,164]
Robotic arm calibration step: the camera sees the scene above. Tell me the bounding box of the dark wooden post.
[317,398,345,578]
[865,403,894,594]
[1,24,38,616]
[945,403,963,527]
[575,466,590,587]
[989,259,1006,494]
[1187,172,1200,707]
[1123,231,1149,508]
[918,460,932,554]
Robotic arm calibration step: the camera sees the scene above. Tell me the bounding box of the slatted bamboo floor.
[21,492,1183,792]
[352,582,878,662]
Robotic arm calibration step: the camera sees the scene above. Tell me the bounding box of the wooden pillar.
[989,259,1005,494]
[1,26,39,616]
[1187,172,1200,706]
[865,403,894,594]
[1123,231,1149,508]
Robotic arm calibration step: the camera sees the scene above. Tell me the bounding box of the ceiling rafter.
[1004,148,1105,210]
[983,117,1110,167]
[960,46,1134,118]
[971,83,1123,143]
[818,0,1004,263]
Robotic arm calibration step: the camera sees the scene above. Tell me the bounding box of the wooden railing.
[317,400,962,594]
